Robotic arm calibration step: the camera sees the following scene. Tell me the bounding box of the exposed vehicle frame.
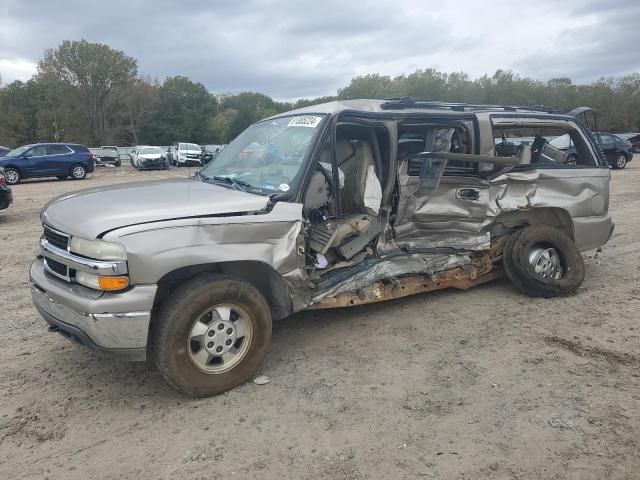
[31,99,613,397]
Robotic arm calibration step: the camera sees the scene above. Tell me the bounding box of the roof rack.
[380,97,559,114]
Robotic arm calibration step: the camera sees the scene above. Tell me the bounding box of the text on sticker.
[287,116,322,128]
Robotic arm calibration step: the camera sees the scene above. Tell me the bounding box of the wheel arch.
[152,261,293,322]
[491,207,574,240]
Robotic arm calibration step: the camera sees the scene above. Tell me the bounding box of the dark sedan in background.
[0,168,13,210]
[549,132,634,169]
[616,133,640,154]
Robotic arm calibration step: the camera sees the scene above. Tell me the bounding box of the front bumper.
[0,186,12,210]
[30,258,156,360]
[138,159,167,170]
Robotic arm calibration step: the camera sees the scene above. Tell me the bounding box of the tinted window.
[47,145,71,155]
[29,145,48,156]
[598,134,614,145]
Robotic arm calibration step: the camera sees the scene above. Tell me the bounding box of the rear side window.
[47,145,71,155]
[72,145,89,153]
[492,123,597,168]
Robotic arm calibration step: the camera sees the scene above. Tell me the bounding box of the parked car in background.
[90,147,121,167]
[0,146,11,157]
[0,143,95,185]
[202,144,226,165]
[100,146,122,166]
[170,142,202,167]
[31,99,613,397]
[0,168,13,210]
[595,132,634,169]
[135,146,168,170]
[615,133,640,153]
[549,132,633,169]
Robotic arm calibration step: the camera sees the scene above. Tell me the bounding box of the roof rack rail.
[380,97,559,114]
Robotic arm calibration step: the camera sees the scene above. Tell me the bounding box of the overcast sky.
[1,0,639,100]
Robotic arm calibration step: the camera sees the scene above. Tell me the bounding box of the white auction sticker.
[279,183,290,192]
[287,116,322,128]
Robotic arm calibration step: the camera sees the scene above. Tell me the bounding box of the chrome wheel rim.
[187,304,253,374]
[616,155,626,168]
[5,170,18,184]
[72,166,85,178]
[528,246,563,279]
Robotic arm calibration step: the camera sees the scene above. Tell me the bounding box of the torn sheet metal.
[309,252,471,304]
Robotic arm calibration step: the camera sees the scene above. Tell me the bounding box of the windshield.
[199,114,325,193]
[180,143,200,151]
[140,147,163,155]
[6,144,33,157]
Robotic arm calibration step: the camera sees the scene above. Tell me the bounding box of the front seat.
[338,140,382,215]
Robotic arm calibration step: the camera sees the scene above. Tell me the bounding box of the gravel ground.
[1,160,639,480]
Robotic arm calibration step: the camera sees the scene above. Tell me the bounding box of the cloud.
[1,0,639,99]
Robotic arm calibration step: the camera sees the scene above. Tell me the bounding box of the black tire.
[612,154,627,170]
[115,160,121,167]
[151,273,272,397]
[504,225,585,298]
[502,228,527,291]
[3,167,20,185]
[70,164,87,180]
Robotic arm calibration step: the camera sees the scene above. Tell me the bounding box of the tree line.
[1,39,639,148]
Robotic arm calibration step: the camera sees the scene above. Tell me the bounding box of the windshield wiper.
[209,175,252,192]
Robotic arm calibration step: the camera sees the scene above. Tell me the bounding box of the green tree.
[37,39,137,145]
[141,76,217,144]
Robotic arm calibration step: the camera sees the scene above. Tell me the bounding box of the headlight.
[70,236,126,260]
[76,271,129,291]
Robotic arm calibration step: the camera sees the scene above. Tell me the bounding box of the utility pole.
[53,110,59,142]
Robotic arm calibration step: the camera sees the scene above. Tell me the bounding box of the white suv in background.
[170,142,202,167]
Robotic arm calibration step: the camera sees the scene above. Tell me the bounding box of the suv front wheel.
[152,274,272,397]
[503,225,585,298]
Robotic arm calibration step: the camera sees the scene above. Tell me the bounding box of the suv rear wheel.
[152,274,272,397]
[70,164,87,180]
[613,154,627,169]
[503,225,585,297]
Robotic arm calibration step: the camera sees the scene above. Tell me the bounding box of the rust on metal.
[309,254,502,309]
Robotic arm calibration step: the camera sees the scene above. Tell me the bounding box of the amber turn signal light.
[97,276,129,291]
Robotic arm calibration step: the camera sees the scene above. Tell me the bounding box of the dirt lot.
[1,161,639,480]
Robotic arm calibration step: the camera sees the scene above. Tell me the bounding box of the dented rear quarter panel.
[489,168,612,251]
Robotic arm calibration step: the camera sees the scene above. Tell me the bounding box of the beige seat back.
[339,140,381,215]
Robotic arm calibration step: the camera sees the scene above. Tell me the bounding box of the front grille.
[44,226,69,251]
[44,258,69,279]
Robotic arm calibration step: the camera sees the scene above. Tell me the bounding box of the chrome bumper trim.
[40,237,128,275]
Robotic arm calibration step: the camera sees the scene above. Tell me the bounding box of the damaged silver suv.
[30,99,613,396]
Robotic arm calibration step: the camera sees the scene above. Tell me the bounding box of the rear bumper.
[573,214,615,251]
[30,258,156,360]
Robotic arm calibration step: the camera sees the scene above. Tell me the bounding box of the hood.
[138,154,163,160]
[41,178,270,238]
